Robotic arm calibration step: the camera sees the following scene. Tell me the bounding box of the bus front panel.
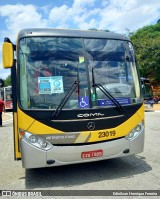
[16,31,144,168]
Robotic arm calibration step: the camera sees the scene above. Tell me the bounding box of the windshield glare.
[19,37,141,110]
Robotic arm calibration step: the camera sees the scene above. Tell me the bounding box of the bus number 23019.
[98,130,116,138]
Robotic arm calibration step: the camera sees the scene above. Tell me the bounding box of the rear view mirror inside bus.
[2,42,14,68]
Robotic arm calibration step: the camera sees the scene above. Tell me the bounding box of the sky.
[0,0,160,79]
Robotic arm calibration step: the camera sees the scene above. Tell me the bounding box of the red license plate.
[81,149,103,159]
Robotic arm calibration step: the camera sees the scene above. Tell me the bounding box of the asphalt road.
[0,112,160,198]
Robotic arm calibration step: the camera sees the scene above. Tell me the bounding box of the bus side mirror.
[2,41,14,68]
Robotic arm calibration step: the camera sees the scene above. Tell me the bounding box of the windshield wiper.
[91,67,97,102]
[52,69,80,118]
[92,68,124,113]
[94,83,124,112]
[52,79,79,118]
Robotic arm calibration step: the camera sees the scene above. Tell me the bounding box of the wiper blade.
[91,67,124,112]
[91,67,97,102]
[94,83,124,112]
[52,80,79,118]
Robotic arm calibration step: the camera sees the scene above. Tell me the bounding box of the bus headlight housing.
[125,122,144,141]
[28,135,38,143]
[19,130,53,151]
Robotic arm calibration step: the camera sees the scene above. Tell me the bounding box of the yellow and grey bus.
[2,29,144,169]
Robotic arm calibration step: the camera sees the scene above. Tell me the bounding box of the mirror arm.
[4,37,12,43]
[13,44,16,51]
[4,37,16,51]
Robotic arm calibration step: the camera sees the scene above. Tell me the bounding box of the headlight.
[28,135,38,143]
[40,140,48,148]
[19,130,53,151]
[135,125,141,132]
[125,122,144,141]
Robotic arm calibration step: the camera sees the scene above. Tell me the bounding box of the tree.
[130,23,160,84]
[4,75,11,86]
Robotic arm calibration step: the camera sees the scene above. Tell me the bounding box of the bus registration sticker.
[38,76,64,94]
[81,149,103,159]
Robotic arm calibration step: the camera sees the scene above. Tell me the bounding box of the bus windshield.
[19,37,141,110]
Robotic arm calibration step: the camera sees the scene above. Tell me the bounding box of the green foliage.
[4,75,11,86]
[130,22,160,84]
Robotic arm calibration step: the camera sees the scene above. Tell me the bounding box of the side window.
[19,51,28,108]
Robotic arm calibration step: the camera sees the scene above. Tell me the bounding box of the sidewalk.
[2,112,13,122]
[154,104,160,111]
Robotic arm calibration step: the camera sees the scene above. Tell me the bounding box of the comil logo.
[77,113,104,118]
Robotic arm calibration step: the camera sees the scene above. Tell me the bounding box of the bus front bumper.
[20,130,144,169]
